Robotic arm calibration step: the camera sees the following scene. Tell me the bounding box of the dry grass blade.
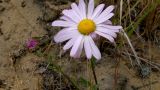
[121,30,141,67]
[119,0,141,67]
[122,52,160,72]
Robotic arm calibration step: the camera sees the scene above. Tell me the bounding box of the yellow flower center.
[78,19,96,35]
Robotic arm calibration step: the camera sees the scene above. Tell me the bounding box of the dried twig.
[122,52,160,71]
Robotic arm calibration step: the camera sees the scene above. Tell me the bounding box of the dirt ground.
[0,0,45,89]
[0,0,160,90]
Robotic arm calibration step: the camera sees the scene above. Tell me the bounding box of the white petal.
[87,0,94,19]
[95,31,115,43]
[84,36,92,59]
[78,0,86,19]
[96,27,117,38]
[71,3,83,20]
[91,4,105,19]
[94,13,114,24]
[88,36,101,60]
[54,28,76,37]
[104,5,114,14]
[90,33,97,39]
[97,5,114,19]
[62,10,80,23]
[60,16,70,21]
[74,38,84,58]
[52,20,76,27]
[54,29,79,43]
[103,20,112,25]
[54,34,73,43]
[70,35,83,57]
[63,37,77,50]
[98,24,122,30]
[60,16,76,24]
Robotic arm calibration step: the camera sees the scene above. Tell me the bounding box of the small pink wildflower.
[26,39,38,49]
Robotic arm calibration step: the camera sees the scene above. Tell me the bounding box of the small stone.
[139,65,151,78]
[21,1,26,8]
[56,0,68,4]
[0,0,2,3]
[0,5,5,12]
[0,80,3,85]
[0,80,6,88]
[42,9,59,22]
[0,28,3,35]
[4,0,10,3]
[0,20,3,26]
[3,33,10,41]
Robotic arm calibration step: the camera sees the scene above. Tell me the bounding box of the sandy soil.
[0,0,160,90]
[0,0,45,89]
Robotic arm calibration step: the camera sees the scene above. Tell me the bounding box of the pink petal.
[84,36,92,59]
[52,20,76,27]
[96,27,117,38]
[63,37,77,50]
[88,36,101,60]
[91,4,105,19]
[95,31,115,43]
[70,35,83,57]
[94,13,114,24]
[87,0,94,19]
[78,0,86,19]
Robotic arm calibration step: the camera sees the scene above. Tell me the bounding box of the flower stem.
[90,59,99,90]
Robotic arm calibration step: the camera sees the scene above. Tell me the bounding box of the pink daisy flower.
[52,0,122,60]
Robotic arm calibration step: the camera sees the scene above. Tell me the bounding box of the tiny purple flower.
[26,39,38,49]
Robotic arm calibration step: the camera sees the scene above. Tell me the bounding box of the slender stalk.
[90,59,99,90]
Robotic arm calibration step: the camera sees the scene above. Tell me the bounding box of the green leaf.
[79,77,91,88]
[35,49,44,57]
[91,84,99,90]
[126,1,158,37]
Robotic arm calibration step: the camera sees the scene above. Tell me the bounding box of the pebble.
[0,28,3,35]
[4,0,10,3]
[0,5,5,12]
[21,1,26,8]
